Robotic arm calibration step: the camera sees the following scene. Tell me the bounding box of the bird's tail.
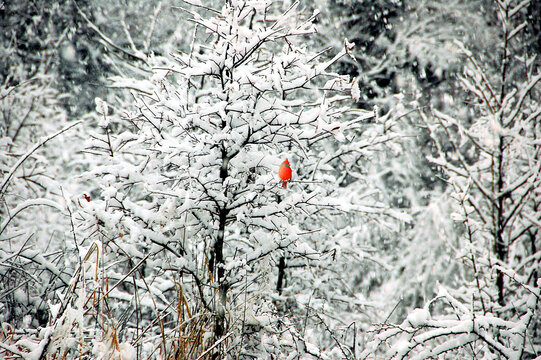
[282,181,287,188]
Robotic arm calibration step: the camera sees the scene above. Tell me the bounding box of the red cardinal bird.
[279,158,292,188]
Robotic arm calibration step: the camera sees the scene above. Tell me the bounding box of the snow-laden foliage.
[0,75,82,327]
[366,1,541,358]
[69,1,377,358]
[2,1,539,359]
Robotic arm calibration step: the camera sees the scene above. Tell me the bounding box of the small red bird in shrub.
[279,158,292,188]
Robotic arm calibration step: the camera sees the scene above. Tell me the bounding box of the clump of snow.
[118,343,136,360]
[48,300,62,320]
[60,43,77,63]
[406,307,431,327]
[393,339,412,356]
[95,97,108,116]
[94,336,136,360]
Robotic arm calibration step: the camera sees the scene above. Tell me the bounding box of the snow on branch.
[0,120,82,197]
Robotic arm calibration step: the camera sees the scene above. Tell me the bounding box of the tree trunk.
[211,146,230,341]
[276,256,286,295]
[495,136,506,306]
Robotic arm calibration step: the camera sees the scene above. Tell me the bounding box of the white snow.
[407,308,431,327]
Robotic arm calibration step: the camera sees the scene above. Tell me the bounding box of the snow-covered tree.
[71,1,377,358]
[0,1,174,357]
[312,0,509,323]
[7,1,541,359]
[364,1,541,358]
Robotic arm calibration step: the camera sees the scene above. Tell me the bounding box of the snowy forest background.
[1,0,540,359]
